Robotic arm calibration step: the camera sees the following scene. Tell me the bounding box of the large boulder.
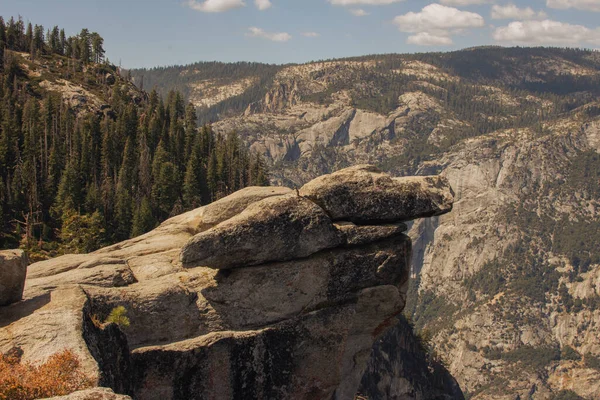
[0,250,28,306]
[180,195,343,269]
[300,164,454,224]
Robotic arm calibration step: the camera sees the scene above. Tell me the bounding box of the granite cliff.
[0,165,455,399]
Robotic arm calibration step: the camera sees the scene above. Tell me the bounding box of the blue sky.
[2,0,600,68]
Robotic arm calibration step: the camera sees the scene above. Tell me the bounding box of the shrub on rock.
[0,349,94,400]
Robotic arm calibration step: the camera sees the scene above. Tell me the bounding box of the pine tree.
[78,28,91,63]
[59,209,105,253]
[114,184,132,241]
[59,29,66,55]
[25,23,32,54]
[183,138,203,209]
[54,160,81,216]
[152,143,179,218]
[113,139,135,240]
[184,102,197,161]
[206,151,218,202]
[50,26,60,54]
[131,197,156,237]
[153,161,179,219]
[90,32,104,63]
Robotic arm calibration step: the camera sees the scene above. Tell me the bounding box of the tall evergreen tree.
[0,17,5,72]
[183,137,203,209]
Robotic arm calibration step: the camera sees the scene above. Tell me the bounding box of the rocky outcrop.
[0,249,28,306]
[300,165,454,224]
[0,166,454,399]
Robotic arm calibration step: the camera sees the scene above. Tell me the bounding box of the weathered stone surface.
[300,164,454,224]
[0,168,455,400]
[198,235,411,330]
[335,221,407,246]
[84,274,211,348]
[180,195,343,269]
[25,263,136,299]
[0,249,28,306]
[199,186,292,230]
[43,388,131,400]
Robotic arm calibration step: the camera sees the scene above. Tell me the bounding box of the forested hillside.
[129,61,283,123]
[0,16,268,260]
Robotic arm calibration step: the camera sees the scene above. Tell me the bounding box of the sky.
[2,0,600,68]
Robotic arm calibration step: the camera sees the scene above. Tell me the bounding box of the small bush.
[0,349,94,400]
[584,353,600,369]
[501,345,560,370]
[560,345,581,361]
[553,390,584,400]
[104,306,130,328]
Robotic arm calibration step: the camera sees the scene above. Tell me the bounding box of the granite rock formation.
[0,166,454,399]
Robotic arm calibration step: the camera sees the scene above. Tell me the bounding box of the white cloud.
[394,4,484,46]
[302,31,320,37]
[547,0,600,12]
[393,4,485,33]
[186,0,245,13]
[493,19,600,45]
[254,0,272,10]
[350,8,370,16]
[491,4,547,20]
[407,32,453,45]
[247,27,292,42]
[328,0,403,5]
[440,0,491,5]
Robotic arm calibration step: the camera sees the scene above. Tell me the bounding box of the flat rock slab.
[199,186,292,231]
[43,388,132,400]
[0,250,28,306]
[300,164,454,224]
[181,195,343,269]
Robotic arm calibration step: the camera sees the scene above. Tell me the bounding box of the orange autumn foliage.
[0,350,94,400]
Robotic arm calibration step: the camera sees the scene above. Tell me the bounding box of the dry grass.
[0,349,94,400]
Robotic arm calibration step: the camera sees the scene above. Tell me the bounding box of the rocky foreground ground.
[0,165,456,400]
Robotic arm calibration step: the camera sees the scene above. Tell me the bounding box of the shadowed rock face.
[359,316,465,400]
[0,250,28,306]
[0,165,454,400]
